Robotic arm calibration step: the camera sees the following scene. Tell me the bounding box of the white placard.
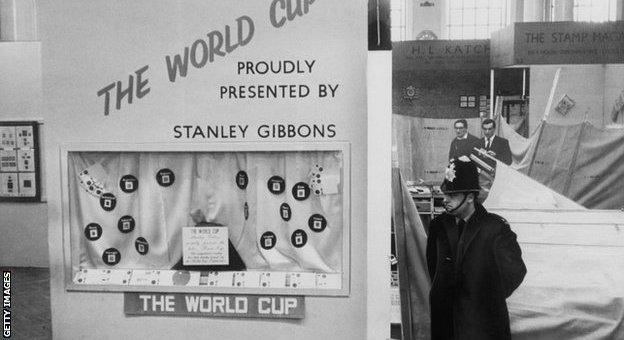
[0,173,18,196]
[0,150,17,171]
[182,227,229,266]
[0,126,15,149]
[16,125,34,149]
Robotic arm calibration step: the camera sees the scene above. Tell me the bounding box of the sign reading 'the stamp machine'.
[491,21,624,67]
[124,293,305,319]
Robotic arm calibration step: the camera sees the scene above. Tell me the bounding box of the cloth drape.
[68,151,343,273]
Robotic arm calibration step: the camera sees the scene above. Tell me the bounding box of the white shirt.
[485,135,495,149]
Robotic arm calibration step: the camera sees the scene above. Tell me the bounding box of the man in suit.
[426,158,526,340]
[448,119,480,161]
[479,118,512,166]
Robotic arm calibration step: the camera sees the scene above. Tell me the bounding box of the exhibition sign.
[392,40,490,119]
[124,293,305,319]
[491,21,624,67]
[393,40,490,71]
[46,0,365,298]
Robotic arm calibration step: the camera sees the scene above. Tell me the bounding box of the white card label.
[182,227,229,265]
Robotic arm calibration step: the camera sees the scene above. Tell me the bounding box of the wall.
[394,69,489,119]
[528,64,624,133]
[0,41,47,267]
[0,0,38,41]
[40,1,372,339]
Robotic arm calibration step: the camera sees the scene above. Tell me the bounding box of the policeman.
[426,157,526,340]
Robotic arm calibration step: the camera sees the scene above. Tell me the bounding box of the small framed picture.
[460,95,468,108]
[555,94,575,116]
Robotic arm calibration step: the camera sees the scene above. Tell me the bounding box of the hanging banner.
[491,21,624,67]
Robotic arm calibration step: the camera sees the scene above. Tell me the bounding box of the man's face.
[442,192,473,216]
[454,123,467,138]
[482,122,495,139]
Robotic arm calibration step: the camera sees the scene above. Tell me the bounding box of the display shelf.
[72,269,342,290]
[408,184,444,225]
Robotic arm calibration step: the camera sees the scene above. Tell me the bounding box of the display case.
[0,121,40,202]
[60,142,350,296]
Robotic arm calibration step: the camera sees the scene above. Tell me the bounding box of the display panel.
[62,142,349,296]
[0,121,40,202]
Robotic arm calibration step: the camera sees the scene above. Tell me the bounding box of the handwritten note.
[182,227,229,265]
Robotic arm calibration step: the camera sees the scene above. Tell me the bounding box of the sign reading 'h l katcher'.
[124,293,305,319]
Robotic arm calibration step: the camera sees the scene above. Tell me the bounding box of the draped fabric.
[530,122,624,209]
[497,116,541,171]
[484,165,624,339]
[68,151,344,273]
[507,239,624,340]
[392,114,481,183]
[499,118,624,209]
[484,161,584,211]
[397,171,431,339]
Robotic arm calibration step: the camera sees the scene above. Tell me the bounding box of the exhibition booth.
[2,2,624,339]
[392,20,624,340]
[30,1,386,339]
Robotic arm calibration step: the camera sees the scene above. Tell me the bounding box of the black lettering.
[116,76,134,110]
[97,83,115,116]
[192,126,205,138]
[207,31,226,62]
[236,15,255,47]
[165,47,190,82]
[327,124,336,137]
[224,25,239,53]
[207,125,219,138]
[258,125,270,138]
[270,0,287,27]
[182,125,193,138]
[190,39,209,68]
[286,0,303,20]
[313,124,324,137]
[229,86,238,99]
[298,124,311,137]
[135,65,150,99]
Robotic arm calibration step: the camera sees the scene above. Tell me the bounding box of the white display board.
[0,121,40,201]
[42,1,367,338]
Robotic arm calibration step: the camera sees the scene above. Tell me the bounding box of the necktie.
[486,138,491,150]
[457,219,466,238]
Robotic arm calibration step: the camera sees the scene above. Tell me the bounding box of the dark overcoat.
[426,203,526,340]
